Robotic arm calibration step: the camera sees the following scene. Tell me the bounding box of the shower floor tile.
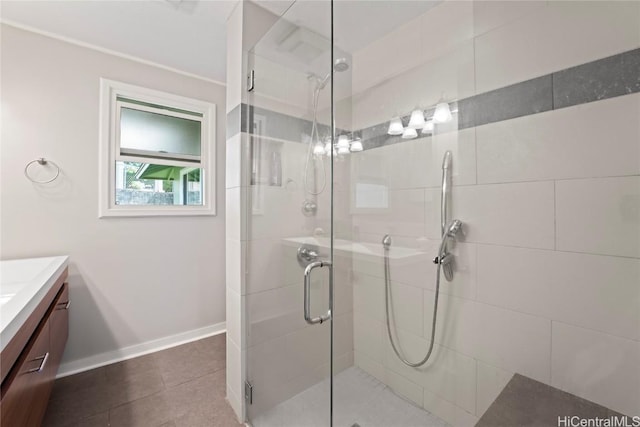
[251,367,448,427]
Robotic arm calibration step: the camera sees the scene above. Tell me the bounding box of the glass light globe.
[402,127,417,139]
[433,102,452,123]
[422,120,434,134]
[313,142,325,155]
[337,134,350,149]
[350,138,363,152]
[408,109,426,129]
[387,117,404,135]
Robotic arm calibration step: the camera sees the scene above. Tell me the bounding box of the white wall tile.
[334,313,354,356]
[225,186,247,241]
[552,322,640,416]
[354,314,384,363]
[479,227,640,343]
[391,42,476,126]
[434,295,552,383]
[352,15,423,95]
[427,182,556,249]
[352,42,475,130]
[475,1,640,93]
[382,328,477,415]
[420,1,474,65]
[226,238,246,295]
[353,273,384,322]
[247,284,305,347]
[476,93,640,184]
[226,133,250,189]
[384,368,424,407]
[364,128,476,191]
[477,245,554,320]
[387,281,424,337]
[472,0,547,37]
[476,361,513,417]
[227,287,244,349]
[226,338,244,411]
[226,2,243,113]
[246,238,286,293]
[549,252,640,342]
[286,323,331,383]
[351,188,426,238]
[354,350,386,383]
[556,176,640,258]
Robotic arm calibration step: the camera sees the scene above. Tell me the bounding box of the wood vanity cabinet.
[0,274,69,427]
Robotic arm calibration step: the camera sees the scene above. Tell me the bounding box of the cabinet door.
[1,321,51,426]
[49,283,69,375]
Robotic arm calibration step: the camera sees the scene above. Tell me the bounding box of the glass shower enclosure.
[242,1,640,426]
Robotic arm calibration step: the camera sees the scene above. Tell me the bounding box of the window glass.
[115,161,203,206]
[119,106,202,158]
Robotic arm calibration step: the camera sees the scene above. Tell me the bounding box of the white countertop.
[0,256,69,351]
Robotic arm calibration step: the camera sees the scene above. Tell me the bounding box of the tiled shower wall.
[348,1,639,425]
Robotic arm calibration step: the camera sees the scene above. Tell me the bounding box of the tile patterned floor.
[43,333,242,427]
[250,367,448,427]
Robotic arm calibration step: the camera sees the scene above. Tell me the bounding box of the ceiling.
[0,0,237,82]
[1,0,439,83]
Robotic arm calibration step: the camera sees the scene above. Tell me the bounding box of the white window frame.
[99,78,216,217]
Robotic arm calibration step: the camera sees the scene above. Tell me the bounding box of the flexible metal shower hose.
[383,237,447,367]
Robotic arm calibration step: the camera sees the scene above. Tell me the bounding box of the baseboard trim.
[57,322,226,378]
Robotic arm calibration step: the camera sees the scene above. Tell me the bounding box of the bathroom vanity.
[0,256,69,426]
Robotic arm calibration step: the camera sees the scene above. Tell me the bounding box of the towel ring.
[24,158,60,184]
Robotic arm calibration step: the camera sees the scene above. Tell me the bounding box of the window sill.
[99,206,216,218]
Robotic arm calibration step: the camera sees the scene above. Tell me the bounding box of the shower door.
[244,1,337,425]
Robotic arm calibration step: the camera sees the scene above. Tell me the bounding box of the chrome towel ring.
[24,158,60,184]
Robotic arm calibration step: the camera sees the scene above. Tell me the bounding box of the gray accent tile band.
[458,75,553,129]
[553,48,640,109]
[226,104,241,140]
[238,48,640,149]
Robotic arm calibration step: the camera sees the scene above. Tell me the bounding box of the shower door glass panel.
[333,1,640,426]
[245,2,334,425]
[331,1,478,426]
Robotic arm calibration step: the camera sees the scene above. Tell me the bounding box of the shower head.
[445,219,462,238]
[442,151,452,170]
[333,58,349,72]
[382,234,392,249]
[313,58,350,90]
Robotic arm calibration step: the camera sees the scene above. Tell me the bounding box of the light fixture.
[337,146,350,155]
[402,127,417,139]
[387,117,404,135]
[350,138,363,152]
[324,141,332,155]
[313,142,325,155]
[408,108,426,129]
[337,134,350,149]
[433,102,452,123]
[421,119,434,134]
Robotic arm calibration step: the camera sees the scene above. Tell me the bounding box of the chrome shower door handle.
[303,260,332,325]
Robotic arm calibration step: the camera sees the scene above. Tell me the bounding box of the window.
[99,79,216,217]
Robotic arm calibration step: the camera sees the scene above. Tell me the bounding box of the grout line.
[553,180,557,251]
[549,320,554,384]
[372,173,640,193]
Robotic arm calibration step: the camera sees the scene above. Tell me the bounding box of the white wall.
[0,24,228,373]
[349,1,640,424]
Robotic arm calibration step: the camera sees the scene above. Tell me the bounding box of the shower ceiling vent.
[277,26,329,64]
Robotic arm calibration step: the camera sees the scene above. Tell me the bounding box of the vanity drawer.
[1,320,52,426]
